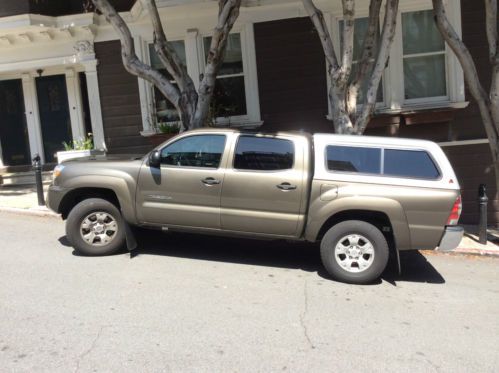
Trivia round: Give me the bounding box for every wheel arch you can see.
[59,187,121,219]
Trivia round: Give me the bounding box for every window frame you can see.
[325,1,465,119]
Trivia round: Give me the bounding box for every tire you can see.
[66,198,126,256]
[320,220,389,284]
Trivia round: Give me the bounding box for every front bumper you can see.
[437,225,464,252]
[46,185,67,214]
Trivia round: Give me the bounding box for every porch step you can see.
[0,171,53,186]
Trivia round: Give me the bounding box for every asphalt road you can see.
[0,211,498,373]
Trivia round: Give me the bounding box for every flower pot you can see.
[147,133,179,147]
[56,149,106,164]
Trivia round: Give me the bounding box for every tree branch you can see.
[355,0,399,134]
[340,0,355,83]
[347,0,382,117]
[91,0,180,108]
[485,0,498,63]
[192,0,242,127]
[432,0,499,163]
[302,0,339,74]
[143,0,195,93]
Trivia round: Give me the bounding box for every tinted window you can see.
[326,146,381,174]
[160,135,225,168]
[234,136,294,171]
[384,149,440,179]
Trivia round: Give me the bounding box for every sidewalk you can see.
[0,183,498,256]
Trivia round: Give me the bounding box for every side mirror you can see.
[149,150,161,168]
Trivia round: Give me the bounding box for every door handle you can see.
[201,177,221,186]
[276,182,297,191]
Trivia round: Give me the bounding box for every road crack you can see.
[299,280,315,349]
[74,325,110,373]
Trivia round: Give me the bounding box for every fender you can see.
[305,195,412,251]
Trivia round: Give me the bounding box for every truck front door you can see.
[136,133,228,228]
[220,135,307,237]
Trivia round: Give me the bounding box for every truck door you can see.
[136,133,228,228]
[220,135,307,236]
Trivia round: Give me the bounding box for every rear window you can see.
[326,146,381,174]
[384,149,440,179]
[234,136,294,171]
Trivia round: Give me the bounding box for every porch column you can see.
[21,73,45,163]
[185,29,202,90]
[83,62,106,151]
[65,68,86,142]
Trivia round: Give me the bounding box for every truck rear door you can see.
[220,134,308,237]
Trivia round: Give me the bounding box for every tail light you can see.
[447,195,462,225]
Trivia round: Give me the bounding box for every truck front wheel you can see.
[66,198,126,256]
[320,220,389,284]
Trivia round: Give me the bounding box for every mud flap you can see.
[395,247,401,275]
[124,221,138,251]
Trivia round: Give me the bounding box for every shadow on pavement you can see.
[125,230,446,284]
[59,230,445,284]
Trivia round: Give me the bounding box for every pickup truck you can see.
[47,129,464,284]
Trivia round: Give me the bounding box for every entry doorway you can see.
[0,79,31,166]
[36,75,72,163]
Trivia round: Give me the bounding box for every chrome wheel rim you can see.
[80,212,118,247]
[334,234,375,273]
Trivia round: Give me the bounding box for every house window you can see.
[148,41,186,123]
[402,10,447,100]
[203,34,247,118]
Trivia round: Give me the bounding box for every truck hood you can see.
[62,154,145,164]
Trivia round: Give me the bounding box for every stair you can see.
[0,171,53,186]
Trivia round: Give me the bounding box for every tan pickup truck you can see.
[47,129,463,284]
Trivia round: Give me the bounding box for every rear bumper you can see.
[437,225,464,252]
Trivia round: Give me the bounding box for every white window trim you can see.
[325,1,465,120]
[138,23,262,136]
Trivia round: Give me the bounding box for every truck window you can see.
[384,149,440,179]
[234,136,294,171]
[160,135,226,168]
[326,145,381,174]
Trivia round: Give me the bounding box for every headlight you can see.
[53,164,65,179]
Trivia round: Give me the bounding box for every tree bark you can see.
[92,0,181,113]
[192,0,242,128]
[433,0,499,189]
[355,0,399,134]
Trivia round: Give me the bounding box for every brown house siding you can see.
[254,17,331,133]
[94,41,150,155]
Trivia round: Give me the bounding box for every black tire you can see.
[66,198,126,256]
[320,220,389,284]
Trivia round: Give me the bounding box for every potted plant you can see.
[56,133,105,164]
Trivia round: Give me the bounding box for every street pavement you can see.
[0,211,498,373]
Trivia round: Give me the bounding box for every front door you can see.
[221,135,305,236]
[136,134,228,228]
[0,79,30,166]
[36,75,72,163]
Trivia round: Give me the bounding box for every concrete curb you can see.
[452,247,499,257]
[0,206,60,218]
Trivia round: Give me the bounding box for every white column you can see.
[21,73,45,163]
[83,61,106,151]
[185,29,202,89]
[65,68,86,142]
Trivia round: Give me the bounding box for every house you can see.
[0,0,495,225]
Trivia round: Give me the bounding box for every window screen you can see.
[234,136,294,171]
[326,146,381,174]
[161,135,226,168]
[384,149,440,179]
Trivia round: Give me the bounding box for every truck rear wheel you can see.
[66,198,126,256]
[320,220,389,284]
